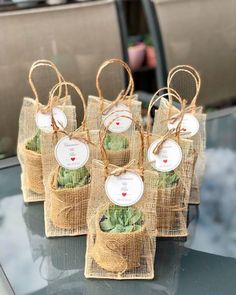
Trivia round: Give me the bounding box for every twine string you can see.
[96,58,134,113]
[167,65,201,110]
[28,60,68,113]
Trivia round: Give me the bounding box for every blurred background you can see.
[0,0,236,160]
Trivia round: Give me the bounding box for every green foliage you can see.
[100,206,143,233]
[57,166,91,189]
[25,130,41,153]
[104,133,129,151]
[154,171,179,189]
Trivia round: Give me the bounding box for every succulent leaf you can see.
[104,133,129,151]
[25,129,41,153]
[57,166,91,189]
[100,205,143,233]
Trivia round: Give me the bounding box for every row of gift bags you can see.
[17,59,206,280]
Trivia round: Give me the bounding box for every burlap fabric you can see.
[130,130,194,237]
[153,65,206,204]
[85,117,156,280]
[130,90,195,237]
[17,60,74,203]
[43,82,100,237]
[87,59,141,167]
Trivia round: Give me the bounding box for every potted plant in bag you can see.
[92,205,146,273]
[50,165,91,229]
[22,129,44,195]
[104,133,130,166]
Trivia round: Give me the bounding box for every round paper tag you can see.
[102,103,132,133]
[105,171,144,207]
[168,113,199,138]
[35,107,67,133]
[54,136,90,170]
[147,139,182,172]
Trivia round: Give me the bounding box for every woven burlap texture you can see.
[152,98,206,205]
[17,60,73,203]
[18,96,74,203]
[85,160,156,280]
[130,131,195,237]
[44,130,100,238]
[165,65,206,204]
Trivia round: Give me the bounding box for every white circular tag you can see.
[54,136,90,170]
[105,171,144,207]
[35,107,67,133]
[102,103,132,133]
[168,113,199,138]
[147,139,182,172]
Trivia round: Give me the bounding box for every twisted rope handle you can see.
[146,88,184,145]
[28,60,68,107]
[96,58,135,113]
[167,65,201,108]
[49,81,87,131]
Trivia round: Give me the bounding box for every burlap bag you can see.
[85,117,156,280]
[17,60,75,203]
[129,91,195,237]
[43,82,100,238]
[152,66,206,205]
[87,59,142,167]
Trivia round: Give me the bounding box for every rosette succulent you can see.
[154,171,179,189]
[104,133,129,151]
[57,166,91,189]
[25,129,41,153]
[100,205,143,233]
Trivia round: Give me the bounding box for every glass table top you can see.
[1,109,236,295]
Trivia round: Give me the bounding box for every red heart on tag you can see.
[163,159,168,163]
[182,128,187,132]
[122,192,127,197]
[116,122,120,126]
[71,157,75,161]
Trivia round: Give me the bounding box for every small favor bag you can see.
[43,82,99,238]
[87,59,142,166]
[131,91,195,237]
[17,60,76,203]
[152,65,206,204]
[85,117,156,280]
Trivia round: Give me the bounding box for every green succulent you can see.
[57,166,91,189]
[153,171,179,189]
[100,205,143,233]
[25,129,41,153]
[104,133,129,151]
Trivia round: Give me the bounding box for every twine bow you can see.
[109,159,141,176]
[152,129,175,155]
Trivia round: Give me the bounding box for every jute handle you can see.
[96,58,134,113]
[167,65,201,108]
[146,88,183,139]
[49,81,87,131]
[99,114,144,176]
[29,60,68,105]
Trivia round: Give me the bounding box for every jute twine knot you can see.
[109,159,142,176]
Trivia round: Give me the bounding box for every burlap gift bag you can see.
[85,117,156,280]
[17,60,75,203]
[152,65,206,205]
[87,59,142,167]
[130,91,195,237]
[43,82,100,238]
